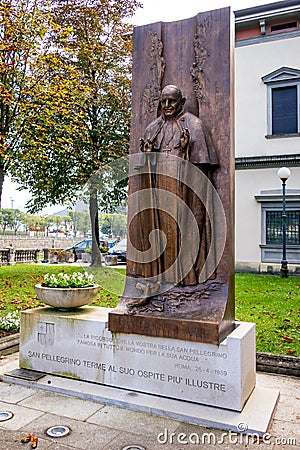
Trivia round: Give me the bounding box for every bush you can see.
[0,311,20,331]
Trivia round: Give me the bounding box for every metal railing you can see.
[0,248,40,265]
[0,248,11,265]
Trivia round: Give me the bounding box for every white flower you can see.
[42,271,94,288]
[0,311,20,330]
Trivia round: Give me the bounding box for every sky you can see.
[128,0,282,26]
[2,0,282,212]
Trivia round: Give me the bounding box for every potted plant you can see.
[49,249,67,263]
[35,271,99,310]
[82,248,92,263]
[65,249,75,263]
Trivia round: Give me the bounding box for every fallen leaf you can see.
[31,435,38,449]
[278,334,296,342]
[20,432,33,443]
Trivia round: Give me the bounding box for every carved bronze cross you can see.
[162,145,171,157]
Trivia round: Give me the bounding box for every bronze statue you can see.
[108,10,235,344]
[127,84,218,303]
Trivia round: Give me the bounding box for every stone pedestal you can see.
[19,306,255,411]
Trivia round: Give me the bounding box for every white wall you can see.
[235,36,300,158]
[235,166,300,263]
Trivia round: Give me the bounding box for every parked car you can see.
[66,239,108,261]
[105,238,127,264]
[107,239,118,249]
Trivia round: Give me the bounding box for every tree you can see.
[0,208,23,233]
[0,1,54,206]
[41,214,56,236]
[111,213,127,238]
[68,211,90,237]
[21,212,46,235]
[10,0,141,266]
[10,209,25,234]
[99,213,127,237]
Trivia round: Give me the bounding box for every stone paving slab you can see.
[0,400,45,431]
[87,404,180,437]
[19,390,105,421]
[0,352,19,374]
[0,429,42,450]
[101,430,186,450]
[18,412,120,450]
[274,393,299,423]
[270,418,300,442]
[0,381,37,403]
[256,372,300,397]
[45,444,80,450]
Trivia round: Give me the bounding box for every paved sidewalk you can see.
[0,352,299,450]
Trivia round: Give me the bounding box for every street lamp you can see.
[277,167,291,278]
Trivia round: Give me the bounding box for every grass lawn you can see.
[235,274,299,356]
[0,265,299,356]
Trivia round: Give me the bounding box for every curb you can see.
[0,333,20,357]
[256,351,299,377]
[0,334,299,377]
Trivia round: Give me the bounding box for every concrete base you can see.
[19,306,256,411]
[2,369,279,436]
[13,306,280,435]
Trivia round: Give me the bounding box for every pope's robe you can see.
[128,109,218,287]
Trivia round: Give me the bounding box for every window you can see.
[262,67,300,137]
[255,190,300,264]
[266,211,300,245]
[270,21,298,33]
[272,86,298,135]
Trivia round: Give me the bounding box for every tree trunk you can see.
[89,187,102,266]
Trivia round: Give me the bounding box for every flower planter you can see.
[49,249,67,263]
[104,255,118,266]
[66,252,75,263]
[82,252,92,263]
[35,284,100,310]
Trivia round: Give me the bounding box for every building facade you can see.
[234,0,300,273]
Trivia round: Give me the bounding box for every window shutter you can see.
[272,86,297,134]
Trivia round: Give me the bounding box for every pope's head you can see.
[160,85,185,118]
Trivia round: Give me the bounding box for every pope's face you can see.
[161,89,182,118]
